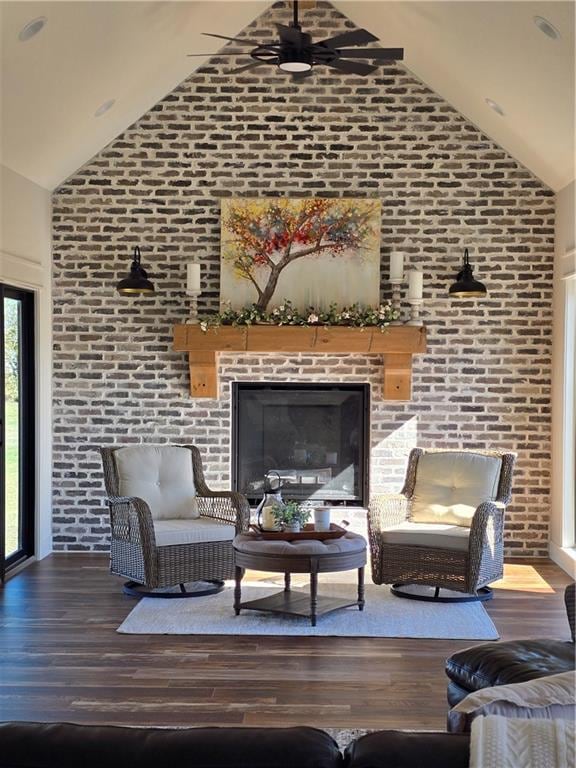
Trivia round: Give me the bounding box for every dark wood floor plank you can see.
[0,554,571,729]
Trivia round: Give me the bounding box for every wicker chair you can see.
[100,444,250,597]
[368,448,516,602]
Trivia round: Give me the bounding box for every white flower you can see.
[279,304,285,312]
[308,313,319,324]
[200,321,208,332]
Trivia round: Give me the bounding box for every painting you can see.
[220,198,381,312]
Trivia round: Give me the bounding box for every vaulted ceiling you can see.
[1,1,574,191]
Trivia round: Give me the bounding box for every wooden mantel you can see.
[173,324,427,400]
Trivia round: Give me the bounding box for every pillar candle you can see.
[390,252,404,281]
[407,269,424,300]
[261,505,279,531]
[186,262,201,294]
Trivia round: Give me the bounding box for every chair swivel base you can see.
[123,579,225,599]
[391,583,493,603]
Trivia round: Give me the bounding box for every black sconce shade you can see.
[117,246,155,295]
[449,248,487,298]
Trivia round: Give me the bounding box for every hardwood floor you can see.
[0,554,571,730]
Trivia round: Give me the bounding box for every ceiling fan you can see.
[187,0,404,79]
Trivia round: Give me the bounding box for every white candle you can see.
[186,262,201,294]
[390,252,404,281]
[261,505,279,531]
[407,269,423,300]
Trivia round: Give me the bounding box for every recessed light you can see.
[94,99,116,118]
[533,16,561,41]
[18,16,47,42]
[485,98,505,117]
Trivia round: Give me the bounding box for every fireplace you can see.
[232,383,369,506]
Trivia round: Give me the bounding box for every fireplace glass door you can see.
[233,383,369,506]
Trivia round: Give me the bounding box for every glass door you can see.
[1,284,35,579]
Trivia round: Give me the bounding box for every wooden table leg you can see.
[284,572,291,593]
[310,564,318,627]
[358,566,365,611]
[234,566,243,615]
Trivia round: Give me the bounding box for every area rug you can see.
[118,582,499,640]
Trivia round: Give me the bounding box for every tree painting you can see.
[220,198,381,312]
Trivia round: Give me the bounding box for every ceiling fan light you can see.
[279,60,312,72]
[278,46,313,72]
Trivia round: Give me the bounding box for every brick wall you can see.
[52,1,555,555]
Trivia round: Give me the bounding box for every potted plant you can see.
[271,500,311,533]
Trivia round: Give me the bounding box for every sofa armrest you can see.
[565,583,575,643]
[344,730,470,768]
[197,491,251,534]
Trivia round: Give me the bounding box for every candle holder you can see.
[186,289,201,324]
[405,298,424,326]
[389,277,404,325]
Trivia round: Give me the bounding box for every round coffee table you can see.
[232,531,367,626]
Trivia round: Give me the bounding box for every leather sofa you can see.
[0,722,470,768]
[445,583,575,706]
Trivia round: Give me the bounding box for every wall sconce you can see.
[449,249,487,298]
[116,246,155,295]
[186,262,201,323]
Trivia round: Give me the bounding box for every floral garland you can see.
[200,300,399,332]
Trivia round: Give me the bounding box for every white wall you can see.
[551,179,576,576]
[0,164,53,560]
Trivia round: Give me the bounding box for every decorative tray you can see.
[248,523,347,541]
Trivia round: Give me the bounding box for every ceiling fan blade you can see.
[202,32,264,47]
[276,23,307,46]
[318,29,378,49]
[227,61,269,74]
[338,47,404,61]
[187,52,251,57]
[328,59,378,76]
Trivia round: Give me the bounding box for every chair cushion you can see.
[114,445,199,521]
[411,451,501,526]
[446,639,576,691]
[154,518,235,547]
[381,521,470,552]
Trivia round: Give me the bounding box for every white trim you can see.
[560,248,576,280]
[1,250,46,288]
[549,542,576,578]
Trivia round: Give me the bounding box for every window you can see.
[1,284,35,578]
[563,273,576,548]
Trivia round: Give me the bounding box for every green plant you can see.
[200,300,398,332]
[271,500,312,528]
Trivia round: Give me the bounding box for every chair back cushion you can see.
[411,451,501,527]
[114,445,199,520]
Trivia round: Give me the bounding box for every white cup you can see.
[314,508,331,532]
